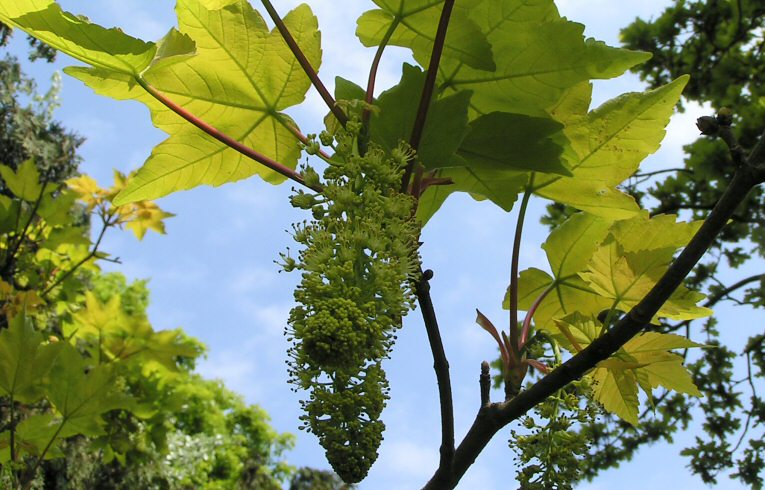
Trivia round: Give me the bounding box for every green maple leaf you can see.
[533,76,690,218]
[592,366,640,425]
[1,0,320,204]
[369,64,472,169]
[579,212,711,321]
[438,0,649,118]
[513,213,613,328]
[66,292,198,375]
[515,211,711,330]
[356,0,494,71]
[4,413,78,461]
[0,160,47,202]
[46,343,133,437]
[0,314,60,404]
[553,313,702,425]
[0,1,157,72]
[456,112,569,175]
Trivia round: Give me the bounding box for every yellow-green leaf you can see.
[356,0,494,71]
[592,366,639,425]
[533,77,690,218]
[0,160,43,201]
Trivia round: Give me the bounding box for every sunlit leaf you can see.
[356,0,494,71]
[532,77,689,218]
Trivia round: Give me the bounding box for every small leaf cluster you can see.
[283,128,420,483]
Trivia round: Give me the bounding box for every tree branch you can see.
[417,268,455,489]
[663,272,765,335]
[260,0,348,127]
[41,214,112,298]
[439,147,765,487]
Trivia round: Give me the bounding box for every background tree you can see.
[0,35,309,490]
[554,1,765,486]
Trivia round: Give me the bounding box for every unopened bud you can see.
[696,115,719,135]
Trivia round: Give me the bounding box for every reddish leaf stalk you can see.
[363,19,400,127]
[259,0,348,127]
[519,282,554,349]
[402,0,457,192]
[136,78,319,192]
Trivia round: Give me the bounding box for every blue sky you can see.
[7,1,758,488]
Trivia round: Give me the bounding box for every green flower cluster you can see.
[509,378,599,490]
[282,127,420,483]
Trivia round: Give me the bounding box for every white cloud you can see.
[378,440,439,481]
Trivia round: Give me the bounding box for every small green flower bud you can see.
[290,191,316,209]
[302,166,321,189]
[319,130,334,146]
[346,119,363,135]
[716,107,733,126]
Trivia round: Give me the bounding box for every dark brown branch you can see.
[719,125,748,167]
[402,0,456,192]
[440,150,765,487]
[417,268,455,489]
[259,0,348,127]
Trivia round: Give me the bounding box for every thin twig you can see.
[731,351,758,453]
[41,214,112,297]
[719,125,748,167]
[480,361,491,407]
[260,0,348,127]
[633,167,694,178]
[664,272,765,334]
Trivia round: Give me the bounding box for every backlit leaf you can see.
[2,0,321,204]
[356,0,494,71]
[532,77,689,218]
[439,0,648,118]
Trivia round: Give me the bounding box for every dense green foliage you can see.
[545,2,765,487]
[0,48,300,489]
[4,0,763,488]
